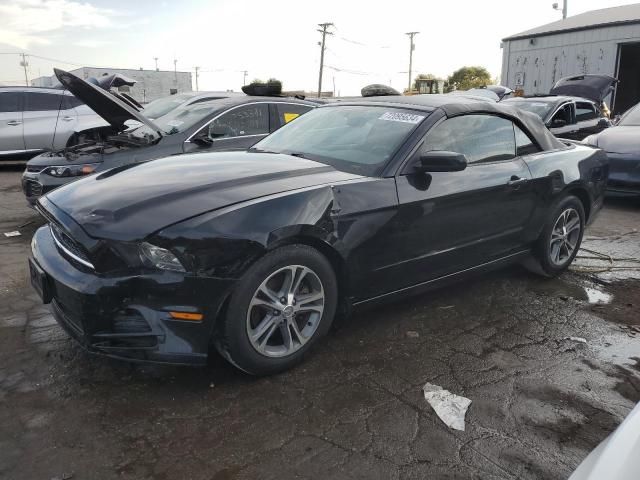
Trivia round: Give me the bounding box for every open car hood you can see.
[54,68,162,137]
[550,74,618,103]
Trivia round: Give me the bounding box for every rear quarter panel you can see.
[522,144,608,241]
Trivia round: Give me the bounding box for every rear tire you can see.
[218,244,337,375]
[530,195,585,277]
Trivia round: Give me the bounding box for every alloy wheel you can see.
[549,207,581,266]
[246,265,325,358]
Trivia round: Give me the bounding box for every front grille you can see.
[50,223,92,266]
[24,179,43,197]
[26,165,45,173]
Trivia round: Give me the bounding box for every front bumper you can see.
[606,152,640,195]
[22,170,76,205]
[30,225,234,366]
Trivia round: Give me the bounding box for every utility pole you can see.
[153,57,159,71]
[405,32,419,92]
[173,58,177,82]
[20,53,29,85]
[194,66,200,91]
[317,22,334,98]
[241,70,248,85]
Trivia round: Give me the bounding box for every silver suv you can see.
[0,87,106,159]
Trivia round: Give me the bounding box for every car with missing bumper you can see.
[22,69,318,204]
[29,94,608,375]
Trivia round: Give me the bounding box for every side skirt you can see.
[351,250,530,309]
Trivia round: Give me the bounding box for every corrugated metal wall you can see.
[501,23,640,103]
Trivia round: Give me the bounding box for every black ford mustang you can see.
[29,95,608,374]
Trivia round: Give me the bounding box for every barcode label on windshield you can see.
[379,112,425,124]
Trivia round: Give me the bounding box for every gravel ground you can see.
[1,164,639,480]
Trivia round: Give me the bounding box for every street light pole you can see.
[153,57,159,71]
[194,66,200,91]
[20,53,29,86]
[405,32,419,92]
[317,22,334,98]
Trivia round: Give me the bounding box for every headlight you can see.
[582,135,598,147]
[139,242,186,272]
[43,163,99,178]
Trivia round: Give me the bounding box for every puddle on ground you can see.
[592,333,640,368]
[584,287,613,305]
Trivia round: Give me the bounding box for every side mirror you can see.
[209,124,230,138]
[597,118,610,128]
[403,150,468,174]
[550,118,567,128]
[191,130,213,146]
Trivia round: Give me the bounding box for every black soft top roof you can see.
[325,94,566,152]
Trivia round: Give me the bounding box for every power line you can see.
[335,35,391,49]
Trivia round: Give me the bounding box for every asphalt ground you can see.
[1,163,639,480]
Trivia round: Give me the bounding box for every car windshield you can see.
[143,93,195,119]
[154,103,222,135]
[507,100,554,119]
[252,105,428,175]
[618,103,640,126]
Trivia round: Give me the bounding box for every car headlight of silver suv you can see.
[139,242,186,272]
[43,163,99,178]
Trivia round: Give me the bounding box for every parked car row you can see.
[21,69,319,203]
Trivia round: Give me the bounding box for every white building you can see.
[501,3,640,114]
[31,67,193,104]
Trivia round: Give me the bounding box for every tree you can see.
[445,66,492,92]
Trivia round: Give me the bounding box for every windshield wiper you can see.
[288,152,306,158]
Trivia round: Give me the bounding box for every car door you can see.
[23,91,77,151]
[575,101,608,139]
[197,103,270,152]
[272,103,314,132]
[390,114,537,286]
[0,91,25,153]
[549,102,580,139]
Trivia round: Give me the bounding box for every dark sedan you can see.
[22,69,318,204]
[584,101,640,195]
[29,95,608,375]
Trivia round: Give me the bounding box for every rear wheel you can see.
[531,195,585,277]
[218,245,337,375]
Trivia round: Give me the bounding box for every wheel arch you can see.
[564,184,592,221]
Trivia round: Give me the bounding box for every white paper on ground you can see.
[423,383,472,431]
[4,231,21,237]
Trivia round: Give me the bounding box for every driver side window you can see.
[208,104,269,140]
[421,114,516,164]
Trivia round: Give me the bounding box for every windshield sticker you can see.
[379,112,425,124]
[166,120,184,127]
[283,112,300,123]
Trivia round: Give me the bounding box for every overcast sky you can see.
[0,0,638,95]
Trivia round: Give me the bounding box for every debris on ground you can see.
[422,383,472,431]
[406,331,420,338]
[564,337,588,344]
[4,231,21,237]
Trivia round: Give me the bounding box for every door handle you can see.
[508,176,528,187]
[6,120,22,126]
[62,116,74,121]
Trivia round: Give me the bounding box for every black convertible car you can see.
[22,68,318,204]
[29,95,608,374]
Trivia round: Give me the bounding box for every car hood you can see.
[593,126,640,154]
[54,68,162,137]
[550,74,617,103]
[43,152,362,241]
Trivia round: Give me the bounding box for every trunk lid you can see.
[550,74,618,103]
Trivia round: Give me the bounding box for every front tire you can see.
[218,244,337,375]
[532,195,585,277]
